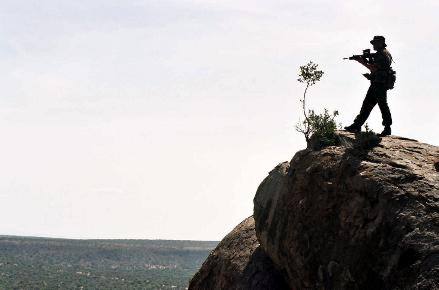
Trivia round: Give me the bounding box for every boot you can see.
[344,123,361,133]
[379,126,391,137]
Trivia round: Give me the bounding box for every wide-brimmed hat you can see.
[370,35,387,46]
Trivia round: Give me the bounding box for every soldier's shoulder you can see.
[377,49,392,63]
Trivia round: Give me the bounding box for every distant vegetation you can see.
[0,236,217,289]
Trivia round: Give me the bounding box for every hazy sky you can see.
[0,0,437,240]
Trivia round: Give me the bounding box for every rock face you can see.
[190,132,439,289]
[188,216,288,290]
[254,132,439,289]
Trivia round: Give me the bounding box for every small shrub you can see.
[307,109,340,149]
[295,61,339,149]
[355,123,381,149]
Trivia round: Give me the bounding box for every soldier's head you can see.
[370,35,387,51]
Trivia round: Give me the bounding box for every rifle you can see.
[344,49,376,79]
[343,49,374,64]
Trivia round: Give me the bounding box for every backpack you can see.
[387,68,396,90]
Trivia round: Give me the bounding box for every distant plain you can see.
[0,236,217,289]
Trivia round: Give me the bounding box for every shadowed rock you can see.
[254,131,439,290]
[188,216,288,290]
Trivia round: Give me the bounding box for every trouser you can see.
[353,82,392,127]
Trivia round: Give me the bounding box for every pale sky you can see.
[0,0,437,241]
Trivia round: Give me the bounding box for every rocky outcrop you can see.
[190,131,439,289]
[254,132,439,289]
[188,216,288,290]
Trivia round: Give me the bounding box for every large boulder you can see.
[188,216,288,290]
[254,132,439,289]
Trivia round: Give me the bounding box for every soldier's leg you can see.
[375,84,392,127]
[352,85,378,126]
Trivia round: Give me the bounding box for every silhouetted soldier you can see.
[344,36,393,136]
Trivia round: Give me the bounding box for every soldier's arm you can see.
[356,59,378,72]
[370,52,390,71]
